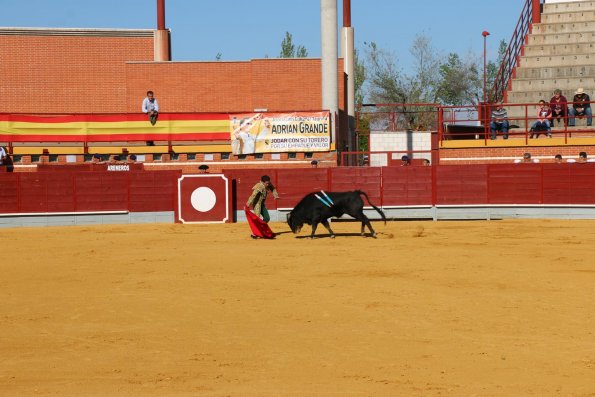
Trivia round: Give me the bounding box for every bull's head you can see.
[286,212,302,234]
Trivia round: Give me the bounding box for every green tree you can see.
[354,48,366,106]
[362,41,409,130]
[296,45,308,58]
[362,36,444,130]
[353,48,369,152]
[404,34,442,129]
[436,53,481,105]
[486,39,508,102]
[406,34,441,104]
[279,32,308,58]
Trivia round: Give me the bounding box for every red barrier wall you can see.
[0,171,180,214]
[436,165,488,205]
[382,166,433,206]
[225,164,595,213]
[5,165,595,219]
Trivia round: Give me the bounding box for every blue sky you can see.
[1,0,524,70]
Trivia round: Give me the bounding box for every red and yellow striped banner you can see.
[0,113,230,142]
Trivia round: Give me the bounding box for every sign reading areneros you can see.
[229,111,330,154]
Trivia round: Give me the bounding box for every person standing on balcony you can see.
[549,89,568,127]
[568,87,592,127]
[490,102,509,140]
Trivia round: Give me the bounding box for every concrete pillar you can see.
[341,26,355,156]
[154,30,170,61]
[154,0,170,61]
[321,0,338,144]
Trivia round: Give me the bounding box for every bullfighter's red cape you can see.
[244,206,275,239]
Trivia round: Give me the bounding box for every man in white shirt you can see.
[141,90,159,125]
[0,146,8,165]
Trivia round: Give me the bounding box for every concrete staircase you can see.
[507,0,595,128]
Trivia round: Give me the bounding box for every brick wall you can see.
[0,29,345,115]
[124,58,344,113]
[0,31,154,113]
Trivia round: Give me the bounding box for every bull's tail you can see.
[357,190,387,224]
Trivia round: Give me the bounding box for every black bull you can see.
[287,190,387,238]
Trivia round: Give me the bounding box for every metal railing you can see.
[355,101,595,153]
[442,101,595,144]
[488,0,542,103]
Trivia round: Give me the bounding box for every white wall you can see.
[369,130,432,166]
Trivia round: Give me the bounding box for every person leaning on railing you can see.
[530,100,552,139]
[0,146,8,166]
[568,87,592,127]
[490,102,509,140]
[549,89,568,127]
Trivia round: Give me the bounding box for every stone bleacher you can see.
[506,0,595,130]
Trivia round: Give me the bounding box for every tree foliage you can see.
[363,36,446,130]
[279,32,308,58]
[436,52,481,105]
[486,39,508,101]
[354,49,369,152]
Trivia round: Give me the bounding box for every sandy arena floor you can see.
[1,219,595,396]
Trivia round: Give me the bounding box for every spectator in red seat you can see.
[568,87,592,127]
[530,100,552,138]
[549,89,568,126]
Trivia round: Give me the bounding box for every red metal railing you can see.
[488,0,542,103]
[356,101,595,153]
[441,101,595,144]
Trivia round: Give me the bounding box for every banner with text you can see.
[230,111,330,154]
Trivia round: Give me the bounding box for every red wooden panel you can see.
[129,171,179,212]
[568,163,595,203]
[405,167,433,205]
[37,164,93,172]
[542,164,573,204]
[74,173,128,211]
[382,167,432,206]
[45,173,76,212]
[380,167,409,205]
[329,167,382,204]
[18,173,50,213]
[488,164,542,204]
[435,165,488,205]
[275,169,329,208]
[0,174,19,213]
